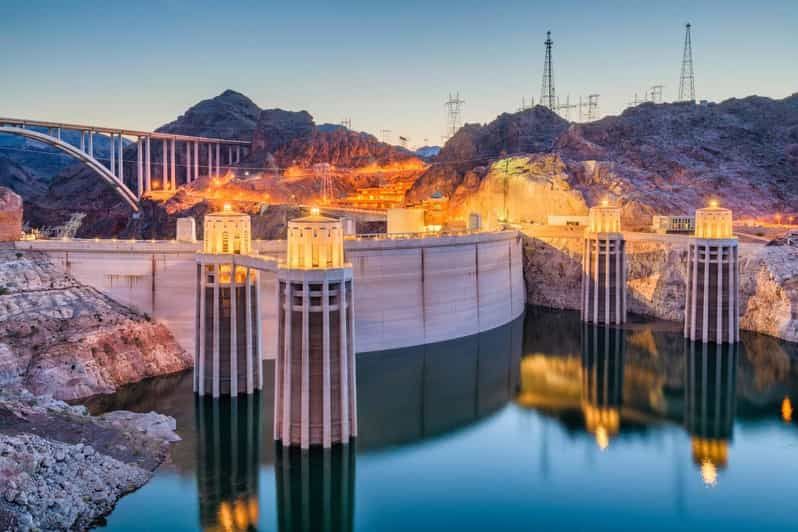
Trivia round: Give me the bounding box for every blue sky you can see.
[1,0,796,147]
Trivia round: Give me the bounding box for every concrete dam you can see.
[16,230,526,358]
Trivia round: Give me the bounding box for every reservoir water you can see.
[85,307,798,531]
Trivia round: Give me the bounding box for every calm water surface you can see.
[85,307,798,531]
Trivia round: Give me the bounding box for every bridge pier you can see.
[215,143,221,176]
[170,138,176,190]
[136,137,143,199]
[79,131,85,152]
[88,130,94,158]
[145,136,152,193]
[194,142,199,182]
[207,143,213,178]
[109,133,115,174]
[117,133,124,183]
[185,141,191,183]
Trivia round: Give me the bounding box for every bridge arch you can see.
[0,126,140,211]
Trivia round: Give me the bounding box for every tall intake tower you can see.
[195,204,262,397]
[684,202,739,343]
[274,209,357,449]
[581,202,626,325]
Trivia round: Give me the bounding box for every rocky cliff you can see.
[410,95,798,228]
[0,249,192,400]
[523,231,798,343]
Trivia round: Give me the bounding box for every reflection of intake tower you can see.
[581,203,626,325]
[196,395,262,531]
[581,325,625,449]
[684,204,739,343]
[274,210,357,448]
[195,205,263,397]
[275,444,355,532]
[684,341,737,485]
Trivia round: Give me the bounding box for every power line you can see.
[444,92,464,139]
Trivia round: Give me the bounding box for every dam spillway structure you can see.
[581,324,625,450]
[684,202,739,343]
[274,208,357,449]
[195,204,263,397]
[581,201,626,325]
[684,341,737,486]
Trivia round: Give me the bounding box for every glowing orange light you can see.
[310,206,321,216]
[601,198,609,207]
[595,425,609,451]
[782,397,793,423]
[223,203,232,212]
[700,459,718,487]
[709,199,719,208]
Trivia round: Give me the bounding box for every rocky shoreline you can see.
[0,386,179,531]
[0,248,190,530]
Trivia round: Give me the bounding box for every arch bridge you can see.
[0,117,252,211]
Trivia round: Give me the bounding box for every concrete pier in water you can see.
[581,203,626,325]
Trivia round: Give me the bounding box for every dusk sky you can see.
[1,0,796,147]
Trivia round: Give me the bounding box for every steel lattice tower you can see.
[444,92,465,139]
[540,31,556,110]
[679,23,695,102]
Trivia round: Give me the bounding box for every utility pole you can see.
[556,94,577,121]
[444,92,465,139]
[678,23,696,102]
[340,118,352,129]
[540,31,556,110]
[380,129,392,144]
[649,85,664,104]
[587,94,600,121]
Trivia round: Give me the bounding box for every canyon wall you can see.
[0,249,191,400]
[523,229,798,343]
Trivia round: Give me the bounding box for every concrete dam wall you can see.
[17,231,525,357]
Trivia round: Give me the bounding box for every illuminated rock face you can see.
[195,206,262,397]
[581,205,626,325]
[275,213,357,448]
[685,206,739,343]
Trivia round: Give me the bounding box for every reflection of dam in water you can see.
[275,445,355,532]
[684,341,737,485]
[580,325,625,449]
[357,316,523,450]
[196,395,262,531]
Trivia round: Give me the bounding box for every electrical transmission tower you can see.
[587,94,600,121]
[649,85,664,103]
[555,95,577,121]
[380,129,392,144]
[314,163,333,204]
[678,23,695,102]
[444,92,465,139]
[540,31,556,110]
[340,118,352,129]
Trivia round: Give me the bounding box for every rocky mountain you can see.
[556,96,798,223]
[415,145,441,159]
[19,90,424,237]
[413,94,798,228]
[406,106,569,203]
[156,89,261,140]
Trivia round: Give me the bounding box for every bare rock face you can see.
[523,232,798,343]
[157,89,261,140]
[0,386,179,531]
[451,155,588,228]
[0,187,22,241]
[406,106,569,204]
[0,250,192,400]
